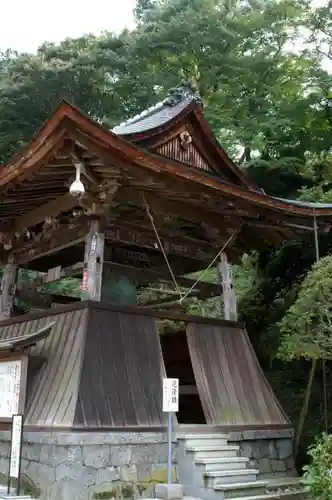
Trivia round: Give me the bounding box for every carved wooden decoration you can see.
[179,131,192,150]
[82,221,104,301]
[217,252,237,322]
[0,263,17,321]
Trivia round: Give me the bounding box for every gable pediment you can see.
[154,130,220,176]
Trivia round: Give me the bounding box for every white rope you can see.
[178,226,241,303]
[142,196,185,300]
[142,192,242,306]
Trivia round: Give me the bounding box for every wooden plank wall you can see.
[157,137,212,173]
[74,309,169,426]
[0,309,88,426]
[186,323,290,426]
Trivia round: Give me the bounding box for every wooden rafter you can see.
[12,193,77,232]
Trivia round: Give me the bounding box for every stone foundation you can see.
[0,431,177,500]
[228,429,296,479]
[0,428,296,499]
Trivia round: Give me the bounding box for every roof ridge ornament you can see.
[164,79,203,107]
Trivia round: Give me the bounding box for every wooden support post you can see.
[82,220,104,301]
[0,260,17,320]
[217,252,238,322]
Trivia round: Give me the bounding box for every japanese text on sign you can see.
[9,415,23,479]
[0,360,22,419]
[162,378,179,412]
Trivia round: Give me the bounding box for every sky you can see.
[0,0,330,72]
[0,0,136,53]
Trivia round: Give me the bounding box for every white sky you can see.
[0,0,136,53]
[0,0,330,72]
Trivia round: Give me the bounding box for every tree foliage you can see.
[278,255,332,361]
[303,433,332,500]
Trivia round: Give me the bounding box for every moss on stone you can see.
[149,467,177,483]
[93,491,117,499]
[92,478,177,500]
[0,471,41,498]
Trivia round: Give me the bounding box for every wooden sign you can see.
[9,415,23,479]
[162,378,179,413]
[0,357,28,420]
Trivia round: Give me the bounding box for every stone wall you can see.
[229,429,296,479]
[0,428,296,499]
[0,431,177,500]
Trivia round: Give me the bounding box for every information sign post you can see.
[7,414,24,496]
[162,378,179,486]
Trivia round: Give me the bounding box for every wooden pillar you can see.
[217,252,237,322]
[0,259,17,320]
[82,220,104,301]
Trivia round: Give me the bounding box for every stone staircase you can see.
[177,433,307,500]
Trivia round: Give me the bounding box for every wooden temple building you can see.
[0,84,331,432]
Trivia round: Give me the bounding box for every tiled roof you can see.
[273,197,332,209]
[112,97,193,136]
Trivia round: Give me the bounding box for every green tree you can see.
[279,255,332,361]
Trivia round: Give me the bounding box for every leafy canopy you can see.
[278,255,332,361]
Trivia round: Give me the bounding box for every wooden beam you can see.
[0,262,17,320]
[217,252,237,321]
[104,223,216,263]
[12,223,88,266]
[82,220,104,301]
[109,218,220,257]
[12,193,77,232]
[103,261,220,295]
[29,262,84,287]
[116,187,240,240]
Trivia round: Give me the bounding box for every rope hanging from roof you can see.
[142,195,185,302]
[142,193,240,305]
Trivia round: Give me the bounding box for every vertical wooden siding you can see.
[75,309,169,426]
[186,323,289,426]
[0,309,87,426]
[157,136,212,172]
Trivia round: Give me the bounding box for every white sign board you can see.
[0,360,22,419]
[9,415,23,479]
[162,378,179,412]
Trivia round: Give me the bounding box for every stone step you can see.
[231,491,310,500]
[214,481,268,499]
[187,445,240,459]
[195,456,249,471]
[0,496,32,500]
[205,468,259,487]
[228,495,294,500]
[179,433,229,440]
[266,477,303,492]
[179,434,229,447]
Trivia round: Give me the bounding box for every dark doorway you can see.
[160,330,206,424]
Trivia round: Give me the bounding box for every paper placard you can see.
[0,360,23,419]
[162,378,179,412]
[9,415,23,479]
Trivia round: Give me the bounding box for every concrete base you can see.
[155,484,184,500]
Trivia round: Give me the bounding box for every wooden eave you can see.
[0,101,331,264]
